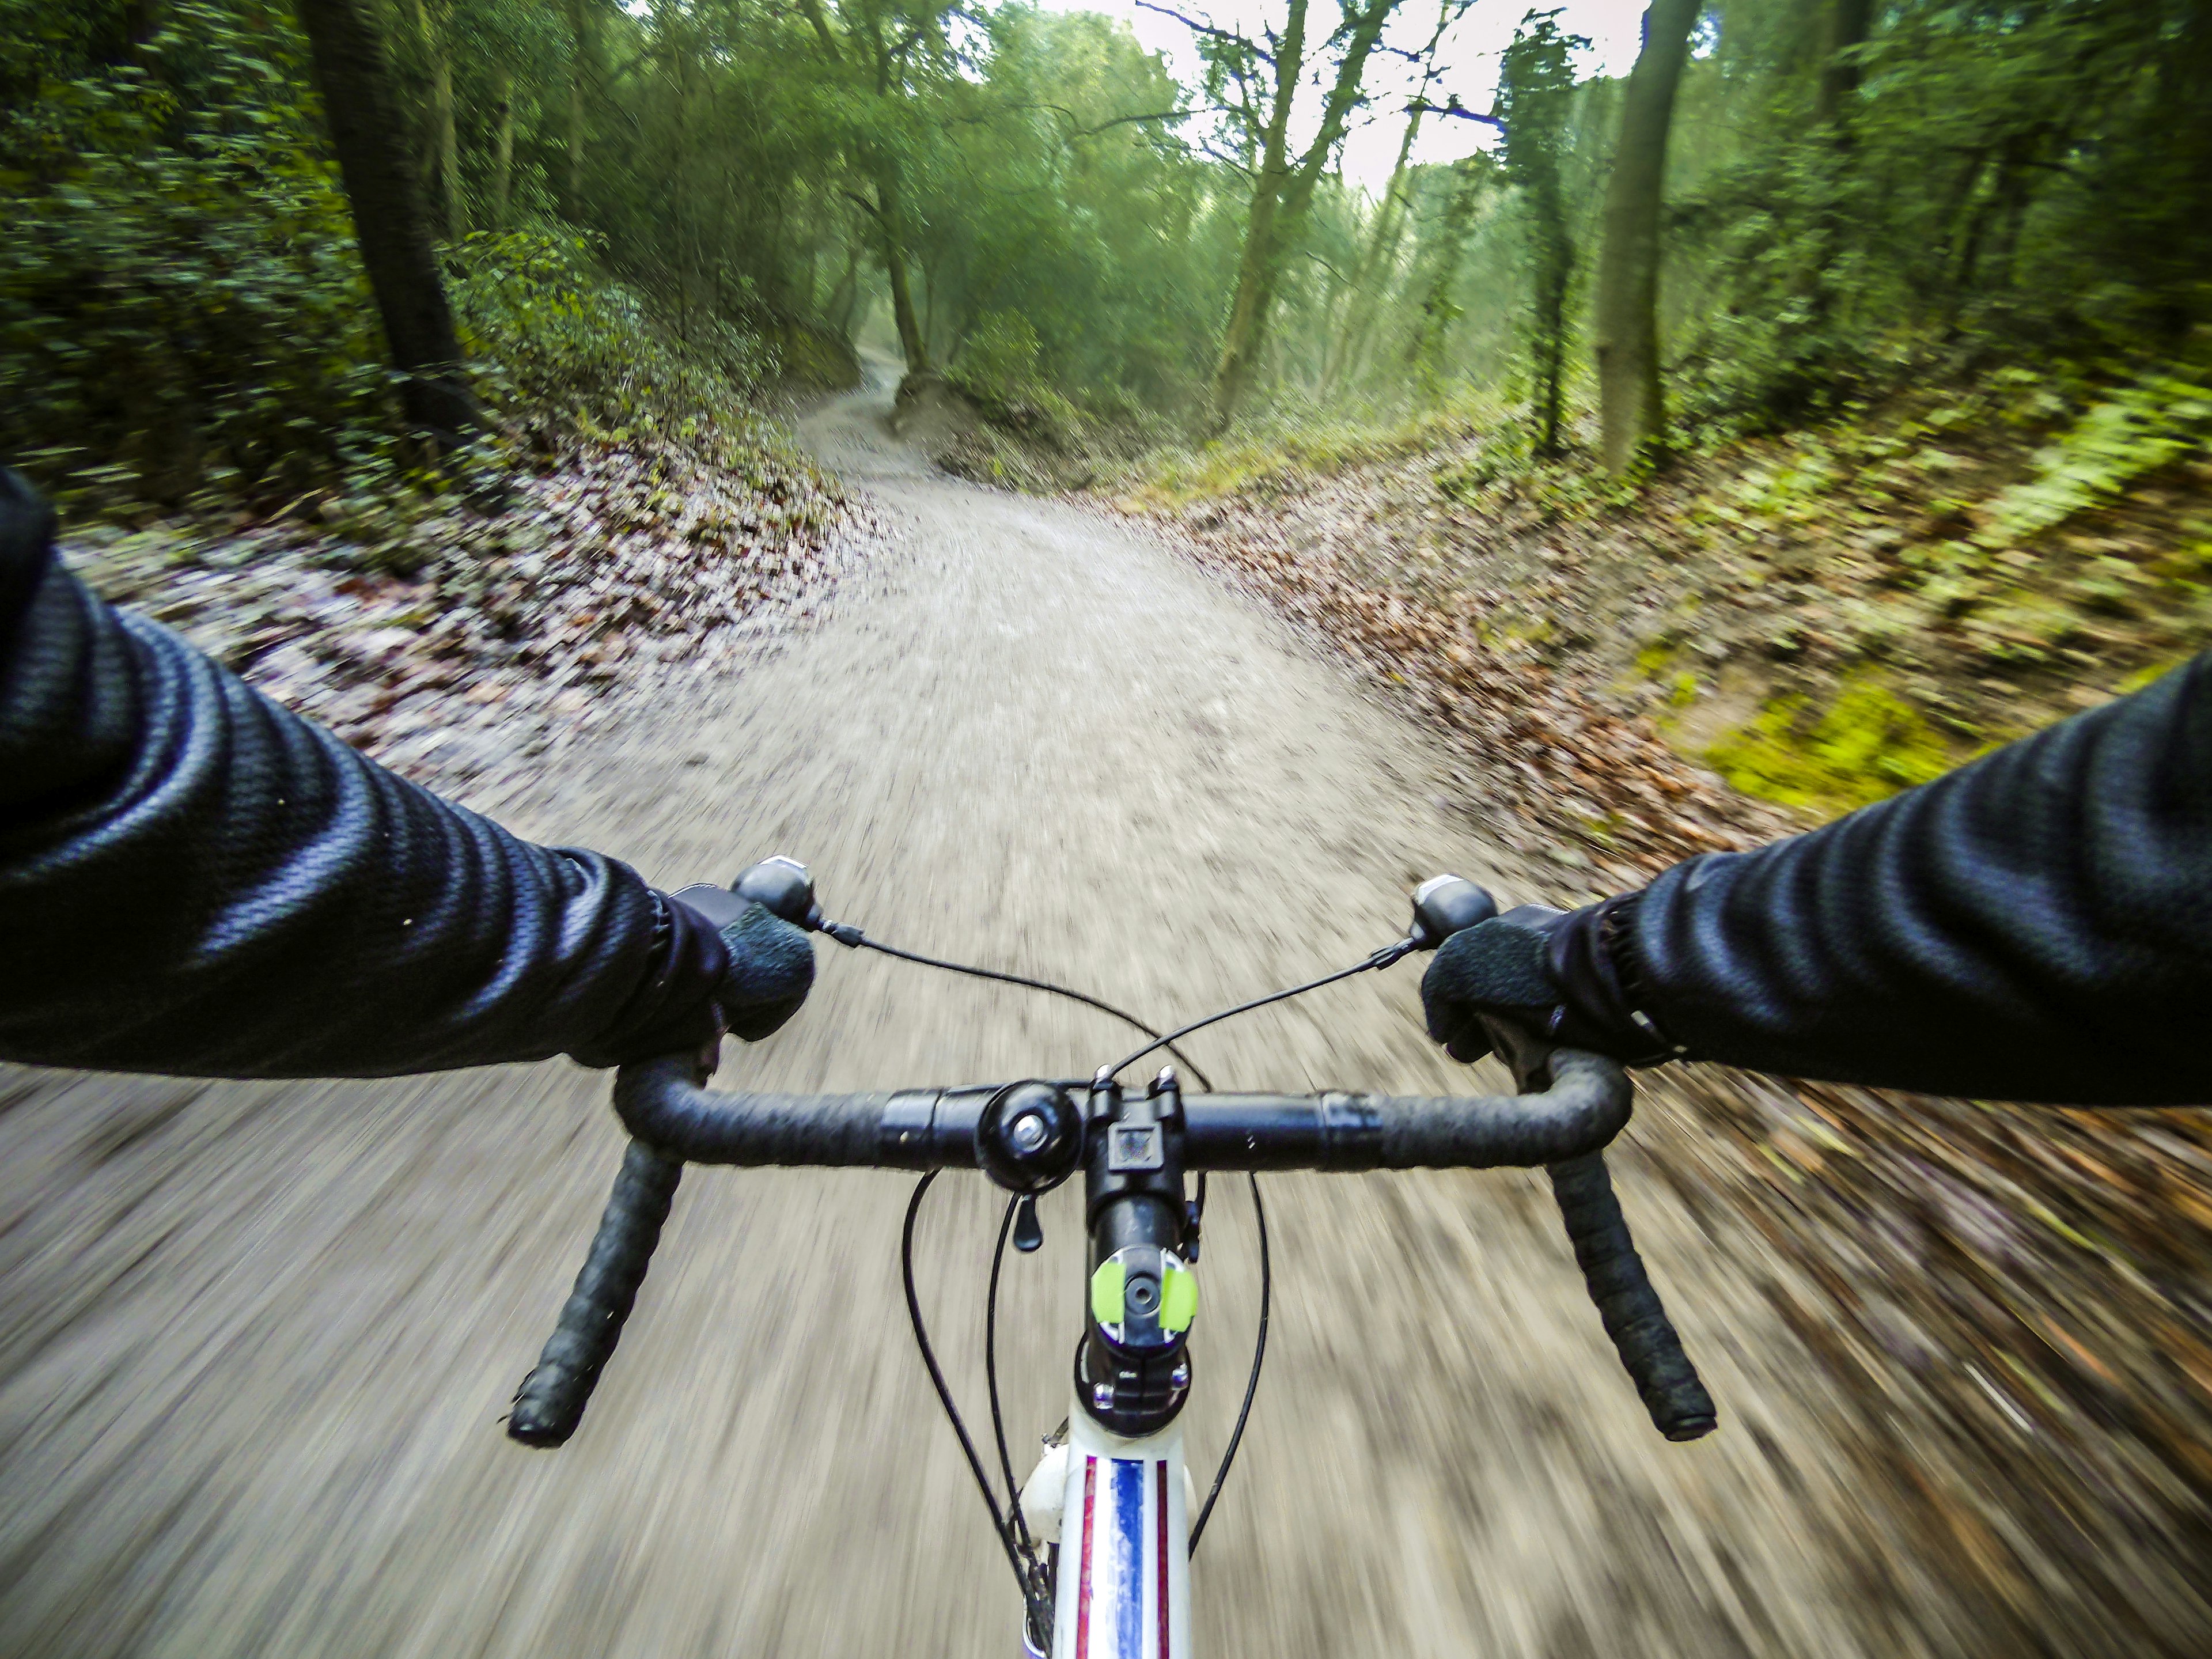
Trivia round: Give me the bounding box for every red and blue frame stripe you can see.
[1071,1456,1171,1659]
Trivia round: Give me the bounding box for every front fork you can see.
[1020,1070,1200,1658]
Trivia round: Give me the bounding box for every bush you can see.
[0,0,397,509]
[448,229,777,435]
[950,309,1043,404]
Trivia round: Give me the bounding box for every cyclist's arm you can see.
[1604,652,2212,1104]
[0,471,728,1079]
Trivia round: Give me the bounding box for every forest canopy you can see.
[3,0,2209,506]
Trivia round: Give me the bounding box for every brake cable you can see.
[1100,937,1417,1084]
[881,931,1410,1591]
[820,922,1218,1089]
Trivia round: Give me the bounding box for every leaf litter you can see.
[1107,429,2212,1656]
[62,426,882,787]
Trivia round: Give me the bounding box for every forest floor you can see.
[1099,377,2212,890]
[61,413,878,788]
[1073,384,2212,1653]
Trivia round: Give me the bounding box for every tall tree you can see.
[1496,10,1588,455]
[1166,0,1408,431]
[1324,0,1465,394]
[788,0,961,377]
[563,0,594,216]
[1813,0,1874,129]
[1403,154,1490,391]
[489,64,514,226]
[1592,0,1701,472]
[291,0,480,441]
[408,0,463,238]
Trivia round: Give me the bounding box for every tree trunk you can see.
[1814,0,1874,128]
[1532,219,1570,453]
[1325,103,1423,393]
[1209,0,1400,431]
[1406,158,1484,392]
[1207,0,1309,434]
[1593,0,1702,474]
[491,67,514,228]
[410,0,463,238]
[291,0,480,445]
[566,0,592,216]
[1326,0,1456,394]
[874,165,928,372]
[826,236,864,339]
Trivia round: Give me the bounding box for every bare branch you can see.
[1134,0,1275,67]
[1410,97,1505,131]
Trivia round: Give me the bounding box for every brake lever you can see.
[1479,1012,1558,1096]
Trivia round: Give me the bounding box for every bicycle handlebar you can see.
[509,1048,1715,1449]
[605,1047,1633,1171]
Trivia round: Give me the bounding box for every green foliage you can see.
[952,310,1043,401]
[449,229,775,433]
[1495,9,1590,454]
[1122,395,1501,507]
[0,0,397,506]
[1706,675,1958,815]
[1979,368,2212,548]
[912,5,1240,412]
[1670,0,2212,429]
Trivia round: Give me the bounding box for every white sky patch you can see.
[1029,0,1650,192]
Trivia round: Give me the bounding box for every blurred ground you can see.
[1,369,2202,1658]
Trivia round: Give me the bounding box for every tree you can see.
[1496,10,1588,455]
[1592,0,1700,472]
[406,0,463,238]
[1160,0,1410,431]
[1403,154,1491,392]
[290,0,480,442]
[1813,0,1874,130]
[1324,0,1467,395]
[786,0,967,378]
[563,0,595,217]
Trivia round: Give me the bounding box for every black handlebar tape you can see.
[1546,1151,1717,1442]
[613,1056,944,1166]
[507,1139,683,1448]
[612,1051,1635,1173]
[1180,1050,1633,1171]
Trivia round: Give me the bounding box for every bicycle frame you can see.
[1021,1406,1192,1659]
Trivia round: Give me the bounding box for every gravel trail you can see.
[0,373,1941,1658]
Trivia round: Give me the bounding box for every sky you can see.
[1032,0,1652,192]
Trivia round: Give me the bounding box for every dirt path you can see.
[1,372,1954,1658]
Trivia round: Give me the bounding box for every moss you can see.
[1120,395,1505,510]
[2116,656,2191,695]
[1706,675,1957,815]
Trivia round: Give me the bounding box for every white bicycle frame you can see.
[1020,1398,1194,1659]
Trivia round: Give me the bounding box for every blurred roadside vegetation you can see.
[4,0,2209,809]
[1116,361,2212,820]
[1094,0,2212,815]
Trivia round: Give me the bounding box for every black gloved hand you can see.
[571,891,814,1068]
[1420,897,1679,1067]
[714,899,815,1040]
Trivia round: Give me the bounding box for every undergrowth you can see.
[1703,676,1957,812]
[0,0,789,524]
[1113,391,1510,510]
[1112,354,2212,817]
